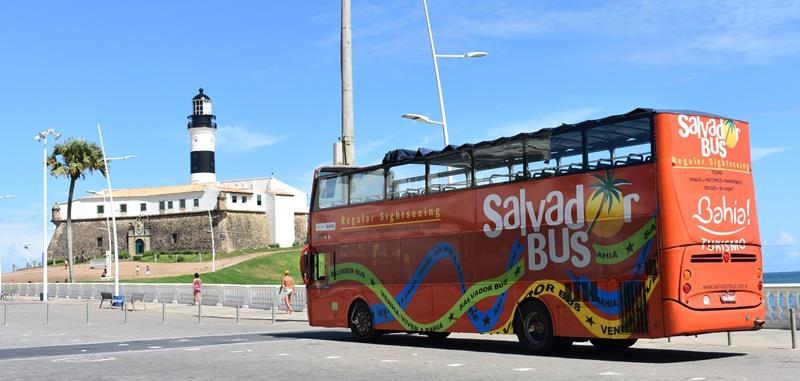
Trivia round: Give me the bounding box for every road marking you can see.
[381,360,400,363]
[326,356,341,359]
[446,363,463,367]
[184,348,200,351]
[231,350,245,353]
[177,339,191,342]
[80,350,87,352]
[513,368,535,372]
[118,343,129,347]
[599,372,621,376]
[688,378,706,381]
[148,346,163,349]
[53,355,115,363]
[276,353,290,356]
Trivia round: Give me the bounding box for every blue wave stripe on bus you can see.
[371,241,523,332]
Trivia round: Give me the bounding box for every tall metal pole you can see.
[36,129,59,301]
[341,0,355,164]
[97,124,120,297]
[423,0,449,147]
[208,209,216,272]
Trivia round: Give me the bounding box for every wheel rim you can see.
[523,312,545,345]
[352,306,372,336]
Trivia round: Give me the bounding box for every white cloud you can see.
[751,147,791,162]
[0,221,43,272]
[216,125,283,152]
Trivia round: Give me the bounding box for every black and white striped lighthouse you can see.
[188,88,217,184]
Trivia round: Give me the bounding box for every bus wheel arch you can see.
[514,298,572,354]
[347,298,382,342]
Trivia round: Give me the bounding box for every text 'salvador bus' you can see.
[301,108,763,354]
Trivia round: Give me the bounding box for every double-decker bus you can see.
[301,108,763,354]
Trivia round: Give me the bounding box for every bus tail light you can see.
[756,268,762,278]
[758,281,763,291]
[682,283,692,293]
[683,269,692,280]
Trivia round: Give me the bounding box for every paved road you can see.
[1,299,798,380]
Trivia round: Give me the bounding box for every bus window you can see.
[349,169,385,204]
[550,130,583,175]
[586,117,651,167]
[316,174,349,209]
[474,140,524,186]
[428,152,471,192]
[315,252,327,281]
[388,163,426,199]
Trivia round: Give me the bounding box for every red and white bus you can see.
[301,108,764,353]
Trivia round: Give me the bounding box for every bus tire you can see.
[515,300,558,354]
[349,300,381,342]
[589,338,637,350]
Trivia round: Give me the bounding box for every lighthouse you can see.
[188,88,217,184]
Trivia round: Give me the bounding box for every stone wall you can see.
[217,211,269,253]
[48,209,271,258]
[294,213,308,245]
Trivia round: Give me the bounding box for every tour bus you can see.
[301,108,763,354]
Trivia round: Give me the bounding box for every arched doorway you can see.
[135,239,145,255]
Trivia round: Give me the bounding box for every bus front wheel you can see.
[515,300,570,354]
[349,300,382,342]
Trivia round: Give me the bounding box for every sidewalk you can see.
[0,297,310,350]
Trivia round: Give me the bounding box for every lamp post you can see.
[417,0,487,147]
[96,123,135,298]
[23,243,31,268]
[35,129,60,301]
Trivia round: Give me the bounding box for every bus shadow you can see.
[268,330,746,364]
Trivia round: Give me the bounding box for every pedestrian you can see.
[281,270,295,314]
[135,264,140,277]
[145,265,151,277]
[101,268,107,278]
[192,272,202,305]
[64,259,69,270]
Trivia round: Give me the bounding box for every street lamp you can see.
[416,0,487,147]
[95,124,135,298]
[35,128,60,301]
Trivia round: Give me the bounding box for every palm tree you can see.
[49,138,107,283]
[586,170,631,235]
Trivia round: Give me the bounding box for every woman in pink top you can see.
[192,272,202,305]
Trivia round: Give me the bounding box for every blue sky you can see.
[1,1,798,273]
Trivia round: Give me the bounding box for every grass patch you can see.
[132,247,280,263]
[127,248,301,285]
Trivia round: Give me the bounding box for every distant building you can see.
[47,89,308,259]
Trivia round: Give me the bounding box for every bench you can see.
[99,292,114,308]
[125,292,146,311]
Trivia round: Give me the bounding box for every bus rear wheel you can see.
[515,300,568,354]
[590,338,637,350]
[349,301,382,342]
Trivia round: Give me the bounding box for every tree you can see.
[49,138,107,283]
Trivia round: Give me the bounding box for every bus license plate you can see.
[720,292,736,304]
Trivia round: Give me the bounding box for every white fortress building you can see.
[48,89,308,258]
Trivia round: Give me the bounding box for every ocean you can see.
[764,271,800,284]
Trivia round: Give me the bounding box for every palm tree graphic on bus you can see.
[585,170,631,237]
[724,119,739,149]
